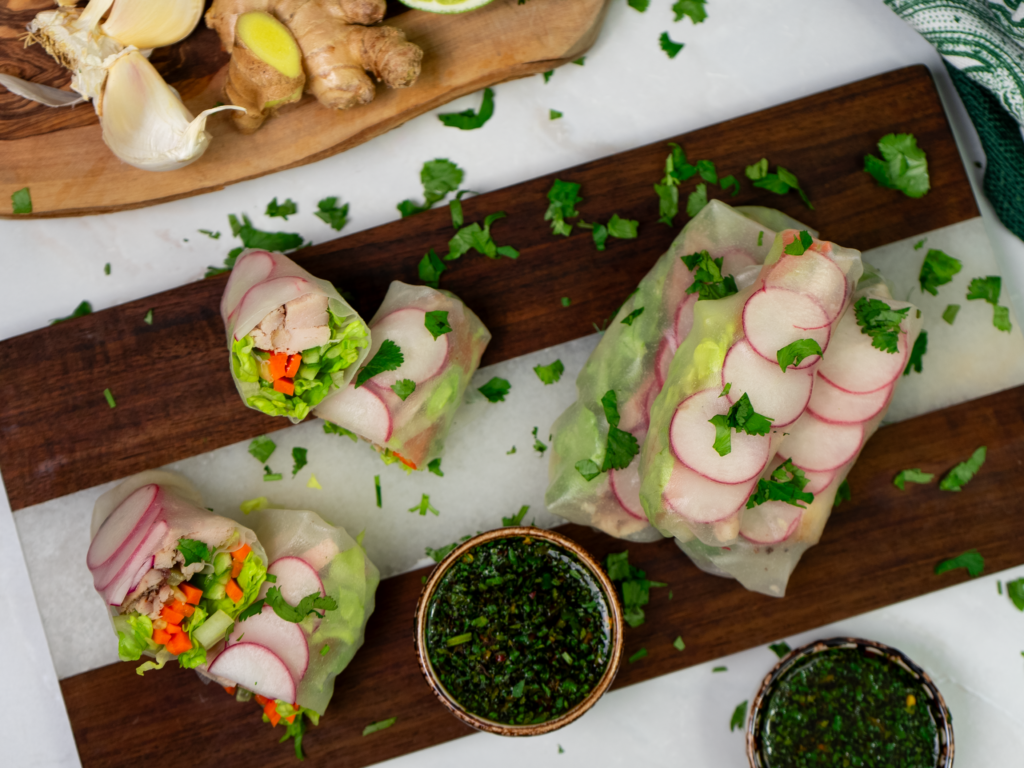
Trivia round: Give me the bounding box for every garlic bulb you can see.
[103,0,205,50]
[27,1,122,102]
[99,49,241,171]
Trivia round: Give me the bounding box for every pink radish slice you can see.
[807,375,892,424]
[228,277,312,339]
[817,308,909,394]
[87,485,158,571]
[670,389,771,484]
[268,557,325,604]
[655,336,676,387]
[801,468,836,496]
[96,518,169,597]
[618,380,653,434]
[221,250,275,320]
[608,462,645,521]
[742,288,831,368]
[764,251,847,325]
[208,643,297,703]
[740,502,802,544]
[663,461,754,523]
[781,412,864,472]
[228,606,309,681]
[315,384,392,445]
[720,247,757,276]
[127,556,155,595]
[722,340,813,427]
[673,294,696,344]
[368,308,449,387]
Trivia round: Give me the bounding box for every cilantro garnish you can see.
[597,391,640,472]
[708,393,773,457]
[942,304,960,325]
[408,493,440,516]
[629,0,649,10]
[11,186,32,214]
[374,475,381,507]
[654,143,697,226]
[103,388,117,409]
[542,70,553,83]
[628,648,648,663]
[621,307,645,326]
[199,229,220,239]
[914,238,925,250]
[438,87,494,130]
[355,339,404,387]
[263,465,283,482]
[696,159,717,184]
[934,549,985,578]
[426,535,471,563]
[918,249,962,295]
[853,297,910,354]
[104,262,111,275]
[893,468,934,490]
[864,133,930,198]
[51,300,93,324]
[993,305,1012,332]
[143,309,154,326]
[745,160,814,209]
[607,214,639,240]
[673,0,707,23]
[673,636,686,651]
[746,458,813,509]
[398,159,463,217]
[544,179,583,236]
[834,480,851,507]
[478,377,511,403]
[266,586,338,622]
[265,197,297,220]
[686,182,708,217]
[446,211,518,260]
[205,213,304,277]
[713,666,727,672]
[418,248,446,288]
[549,109,563,121]
[324,421,358,441]
[769,642,792,659]
[681,250,739,301]
[428,458,443,476]
[534,359,565,385]
[730,701,748,732]
[237,598,265,621]
[939,446,986,492]
[660,32,684,58]
[720,175,740,196]
[966,275,1001,305]
[424,310,453,339]
[502,504,530,526]
[720,383,732,397]
[573,57,586,66]
[177,538,212,567]
[784,230,814,255]
[903,331,927,376]
[291,447,308,477]
[606,550,667,628]
[248,436,276,463]
[745,158,768,180]
[575,459,600,481]
[561,297,571,307]
[391,379,416,401]
[362,718,397,736]
[315,196,349,231]
[507,446,516,455]
[776,339,822,372]
[532,426,548,456]
[1007,579,1024,611]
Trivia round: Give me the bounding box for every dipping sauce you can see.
[760,647,940,768]
[424,535,613,725]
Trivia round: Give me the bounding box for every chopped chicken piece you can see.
[272,325,331,354]
[250,306,285,350]
[284,293,330,330]
[251,294,332,355]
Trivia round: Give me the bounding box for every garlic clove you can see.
[0,72,85,107]
[28,7,123,102]
[102,0,205,50]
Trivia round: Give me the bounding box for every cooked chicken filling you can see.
[122,547,207,620]
[250,293,331,354]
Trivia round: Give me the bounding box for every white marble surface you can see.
[4,0,1024,766]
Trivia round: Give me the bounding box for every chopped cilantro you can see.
[834,480,851,508]
[746,458,813,509]
[746,162,814,209]
[1006,578,1024,611]
[864,133,930,198]
[478,377,511,402]
[709,393,773,456]
[428,458,443,477]
[730,701,748,732]
[265,197,297,220]
[776,339,822,372]
[549,109,563,120]
[438,87,494,130]
[853,297,910,354]
[545,179,583,236]
[696,159,718,184]
[720,383,732,397]
[893,468,934,490]
[532,426,548,456]
[673,0,707,23]
[673,636,686,651]
[621,307,645,326]
[573,57,586,66]
[426,536,470,563]
[713,666,728,672]
[660,32,684,58]
[263,466,283,482]
[446,211,518,260]
[104,262,111,275]
[966,275,1001,305]
[919,249,962,295]
[391,379,416,400]
[914,238,925,250]
[575,459,600,481]
[502,504,530,526]
[903,331,927,376]
[248,436,276,463]
[408,493,440,516]
[607,214,639,240]
[993,305,1012,332]
[324,421,358,441]
[682,251,739,301]
[534,359,565,385]
[199,229,221,239]
[628,648,648,663]
[758,231,764,247]
[942,304,960,325]
[398,159,464,217]
[745,158,769,180]
[769,642,792,659]
[266,587,337,622]
[237,599,265,622]
[654,143,698,225]
[418,248,447,288]
[784,230,814,256]
[103,388,116,409]
[935,549,984,578]
[50,300,93,324]
[321,644,330,656]
[542,70,553,83]
[11,187,32,214]
[507,446,517,455]
[355,339,404,387]
[177,538,212,566]
[424,310,453,339]
[363,718,397,736]
[561,296,571,307]
[585,221,608,250]
[240,497,268,514]
[628,0,649,9]
[600,391,640,471]
[315,197,349,231]
[558,745,565,754]
[291,447,308,477]
[205,213,303,278]
[939,446,986,492]
[606,550,667,628]
[686,182,708,217]
[720,175,740,196]
[374,475,381,507]
[143,309,154,325]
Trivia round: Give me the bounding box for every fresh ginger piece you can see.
[237,11,303,78]
[226,11,305,133]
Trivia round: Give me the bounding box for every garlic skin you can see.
[27,4,122,102]
[100,49,241,171]
[102,0,205,51]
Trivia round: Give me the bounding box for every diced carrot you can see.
[395,452,417,471]
[166,632,192,656]
[254,694,270,706]
[223,686,236,696]
[268,352,289,381]
[165,622,183,635]
[181,584,203,605]
[161,605,185,626]
[231,560,243,579]
[285,714,296,725]
[153,629,172,646]
[231,543,252,562]
[169,599,195,617]
[264,700,281,727]
[225,579,244,603]
[273,377,295,396]
[284,353,302,377]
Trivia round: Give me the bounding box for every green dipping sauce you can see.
[761,648,940,768]
[425,536,612,725]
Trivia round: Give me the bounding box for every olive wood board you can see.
[0,65,979,512]
[60,384,1024,768]
[0,0,609,217]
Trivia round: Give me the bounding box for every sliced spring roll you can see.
[88,471,268,672]
[314,281,490,470]
[545,202,810,541]
[202,509,379,717]
[221,249,371,422]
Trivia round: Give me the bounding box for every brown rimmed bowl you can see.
[413,526,624,736]
[746,637,954,768]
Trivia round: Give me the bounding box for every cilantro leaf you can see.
[427,458,443,476]
[628,648,648,663]
[143,309,154,325]
[939,446,986,492]
[893,468,934,490]
[853,297,910,354]
[355,339,404,387]
[575,459,600,481]
[784,230,814,255]
[237,598,265,622]
[719,175,740,196]
[266,197,297,220]
[776,339,822,371]
[682,250,739,301]
[104,262,111,275]
[918,249,962,296]
[769,642,792,659]
[749,163,814,209]
[438,87,494,130]
[935,549,984,578]
[746,459,813,509]
[1006,578,1024,611]
[446,211,516,260]
[534,359,565,385]
[993,304,1012,333]
[660,32,684,58]
[606,550,666,628]
[266,586,338,622]
[708,393,773,456]
[426,537,468,563]
[545,179,583,236]
[199,229,221,239]
[628,0,649,10]
[942,304,960,325]
[672,0,707,24]
[720,383,732,397]
[291,447,308,476]
[600,391,640,471]
[418,248,446,288]
[532,426,548,456]
[50,300,93,324]
[730,701,748,732]
[263,465,283,482]
[399,159,464,216]
[177,538,212,567]
[621,307,645,326]
[914,238,926,250]
[561,297,571,307]
[363,718,397,736]
[589,221,608,251]
[549,109,563,121]
[324,421,358,441]
[408,493,440,516]
[542,70,553,83]
[673,636,686,651]
[11,186,31,214]
[967,276,1001,306]
[607,214,639,240]
[424,310,453,339]
[248,436,276,463]
[903,331,927,376]
[745,158,768,180]
[834,479,851,508]
[864,133,930,198]
[374,475,381,507]
[315,197,349,231]
[776,167,814,209]
[502,504,529,526]
[478,377,511,403]
[103,388,116,409]
[696,159,718,185]
[391,379,416,401]
[686,183,708,217]
[573,57,586,66]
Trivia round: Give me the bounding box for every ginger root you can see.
[226,11,305,133]
[207,0,423,119]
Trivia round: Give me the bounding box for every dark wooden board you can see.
[61,384,1024,768]
[0,65,978,512]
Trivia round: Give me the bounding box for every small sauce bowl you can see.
[413,526,624,736]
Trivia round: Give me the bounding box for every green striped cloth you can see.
[887,0,1024,240]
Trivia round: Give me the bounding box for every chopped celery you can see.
[214,552,233,575]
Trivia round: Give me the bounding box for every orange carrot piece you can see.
[284,353,302,377]
[181,584,203,605]
[285,714,296,725]
[264,700,281,727]
[268,352,289,381]
[225,579,244,603]
[166,632,192,655]
[223,686,236,696]
[273,377,295,396]
[395,452,417,471]
[231,543,252,562]
[161,605,185,626]
[231,560,243,579]
[165,622,183,635]
[169,599,194,617]
[254,694,270,706]
[152,629,172,646]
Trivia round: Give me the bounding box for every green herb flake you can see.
[418,248,447,288]
[720,383,732,398]
[1006,578,1024,611]
[439,87,494,130]
[903,331,927,376]
[769,642,792,659]
[545,179,583,236]
[746,458,813,509]
[745,158,769,180]
[914,238,926,250]
[291,447,308,477]
[356,339,404,387]
[502,504,529,527]
[599,390,640,471]
[573,57,586,66]
[561,297,571,307]
[391,379,416,401]
[549,109,563,121]
[660,31,684,58]
[939,446,986,492]
[784,230,814,256]
[673,636,686,652]
[575,459,600,481]
[935,549,985,578]
[248,436,277,463]
[374,475,382,508]
[864,133,930,198]
[776,338,823,372]
[533,360,565,385]
[428,458,444,477]
[673,0,707,24]
[993,305,1013,333]
[967,275,1001,305]
[507,446,517,455]
[240,497,268,514]
[607,214,639,240]
[918,249,962,296]
[730,700,748,732]
[104,262,111,276]
[558,745,565,754]
[628,648,648,664]
[617,307,645,328]
[713,666,728,672]
[265,197,297,220]
[408,493,440,517]
[398,159,464,217]
[103,388,116,409]
[606,550,666,628]
[199,229,221,239]
[681,250,739,301]
[628,0,649,10]
[893,468,935,490]
[542,70,553,83]
[324,421,358,441]
[708,392,773,457]
[853,297,910,354]
[686,183,708,217]
[143,309,154,325]
[478,377,511,403]
[11,187,32,214]
[942,304,960,325]
[532,426,548,456]
[720,175,740,196]
[424,310,453,340]
[51,300,93,325]
[263,466,283,482]
[362,718,396,736]
[265,586,337,622]
[177,538,212,567]
[315,196,349,231]
[320,644,330,656]
[205,213,304,278]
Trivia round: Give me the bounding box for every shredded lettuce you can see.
[115,614,153,662]
[232,336,260,383]
[136,648,174,675]
[235,551,269,615]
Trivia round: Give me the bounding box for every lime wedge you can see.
[399,0,496,13]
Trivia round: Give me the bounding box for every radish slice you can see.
[208,642,297,703]
[670,389,771,484]
[228,606,309,682]
[609,462,645,521]
[742,288,830,368]
[720,247,757,276]
[673,294,696,344]
[817,307,909,394]
[655,335,676,387]
[368,308,449,386]
[807,375,892,424]
[801,467,836,495]
[266,556,325,604]
[722,340,813,427]
[618,379,654,434]
[764,251,847,325]
[87,484,158,571]
[221,250,275,320]
[740,501,802,544]
[782,412,864,472]
[228,277,312,339]
[315,384,393,445]
[663,461,754,523]
[96,519,169,596]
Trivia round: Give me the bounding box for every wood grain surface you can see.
[0,0,609,217]
[60,384,1024,767]
[0,65,978,512]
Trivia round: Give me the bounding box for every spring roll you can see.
[88,471,269,672]
[314,281,490,470]
[545,202,811,541]
[202,509,379,717]
[221,249,371,422]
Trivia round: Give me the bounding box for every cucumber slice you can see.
[213,552,232,575]
[204,583,226,600]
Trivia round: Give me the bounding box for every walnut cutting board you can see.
[0,0,609,217]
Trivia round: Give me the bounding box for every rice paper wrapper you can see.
[545,202,804,542]
[640,230,921,596]
[220,249,371,423]
[314,281,491,470]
